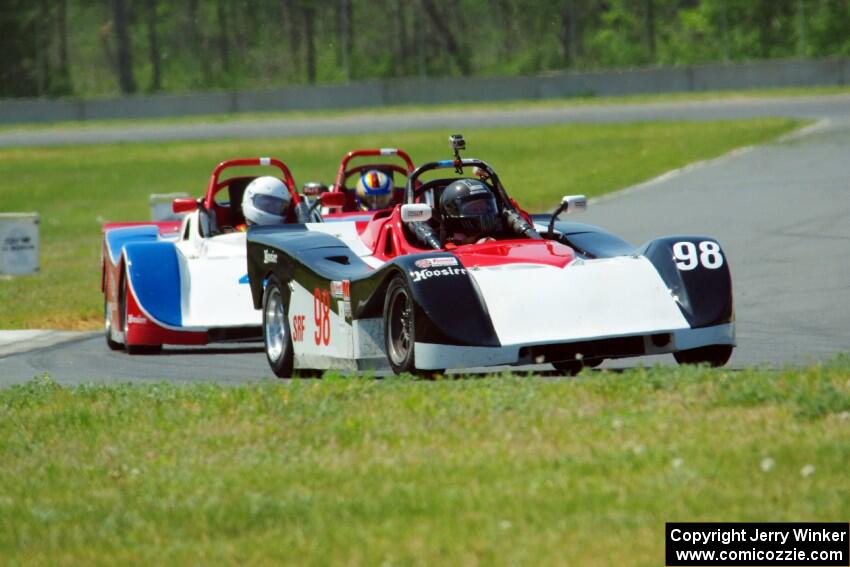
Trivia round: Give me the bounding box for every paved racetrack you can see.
[2,95,850,148]
[1,96,849,384]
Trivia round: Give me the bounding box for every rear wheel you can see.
[263,276,295,378]
[674,345,733,367]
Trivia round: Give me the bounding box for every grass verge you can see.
[0,118,801,329]
[1,359,849,566]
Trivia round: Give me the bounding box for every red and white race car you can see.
[245,137,736,376]
[100,157,314,353]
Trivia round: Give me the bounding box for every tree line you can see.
[2,0,850,99]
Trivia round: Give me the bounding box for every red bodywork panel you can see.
[358,205,574,268]
[101,221,182,235]
[124,282,208,346]
[452,239,575,268]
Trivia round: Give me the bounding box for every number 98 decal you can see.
[673,241,724,271]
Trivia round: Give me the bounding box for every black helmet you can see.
[439,178,502,238]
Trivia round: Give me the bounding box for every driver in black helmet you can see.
[440,178,502,245]
[408,178,541,249]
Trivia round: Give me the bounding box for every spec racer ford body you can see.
[246,137,735,376]
[101,157,310,353]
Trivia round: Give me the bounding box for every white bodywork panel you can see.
[467,256,690,346]
[304,222,385,268]
[174,230,259,328]
[412,323,735,370]
[287,279,354,369]
[286,280,390,371]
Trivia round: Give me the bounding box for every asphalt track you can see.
[1,95,849,385]
[2,94,850,148]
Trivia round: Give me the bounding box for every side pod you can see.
[123,241,183,328]
[639,236,734,329]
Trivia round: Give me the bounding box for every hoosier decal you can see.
[263,249,278,264]
[409,266,467,283]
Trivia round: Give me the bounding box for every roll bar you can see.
[333,148,415,188]
[203,157,299,210]
[403,158,513,210]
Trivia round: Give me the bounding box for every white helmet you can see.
[242,176,292,225]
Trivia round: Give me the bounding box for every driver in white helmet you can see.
[240,176,293,228]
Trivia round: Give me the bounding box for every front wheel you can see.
[384,277,416,375]
[552,360,583,376]
[263,276,294,378]
[104,293,122,351]
[674,345,733,367]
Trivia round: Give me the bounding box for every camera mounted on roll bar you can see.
[449,134,465,174]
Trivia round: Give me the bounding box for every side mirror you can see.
[319,191,346,209]
[560,195,588,213]
[303,182,329,197]
[546,195,587,237]
[401,203,432,223]
[172,198,198,215]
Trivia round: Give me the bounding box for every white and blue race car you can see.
[100,157,312,353]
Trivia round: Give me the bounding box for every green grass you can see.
[0,84,845,133]
[0,118,801,329]
[1,359,849,566]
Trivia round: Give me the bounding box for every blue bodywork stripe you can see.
[436,159,455,167]
[124,242,182,327]
[106,226,159,265]
[324,215,372,223]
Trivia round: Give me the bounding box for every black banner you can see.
[666,522,849,566]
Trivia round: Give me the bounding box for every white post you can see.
[0,213,40,275]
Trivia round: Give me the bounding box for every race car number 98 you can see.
[673,241,724,271]
[313,287,331,346]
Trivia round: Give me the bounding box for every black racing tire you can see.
[552,360,583,376]
[383,275,447,378]
[121,269,162,355]
[104,290,123,351]
[262,276,295,379]
[382,276,444,378]
[126,344,163,355]
[384,276,416,375]
[674,345,733,367]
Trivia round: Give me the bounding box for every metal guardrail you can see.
[0,57,847,125]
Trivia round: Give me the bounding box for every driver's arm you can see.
[409,221,442,250]
[503,209,542,240]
